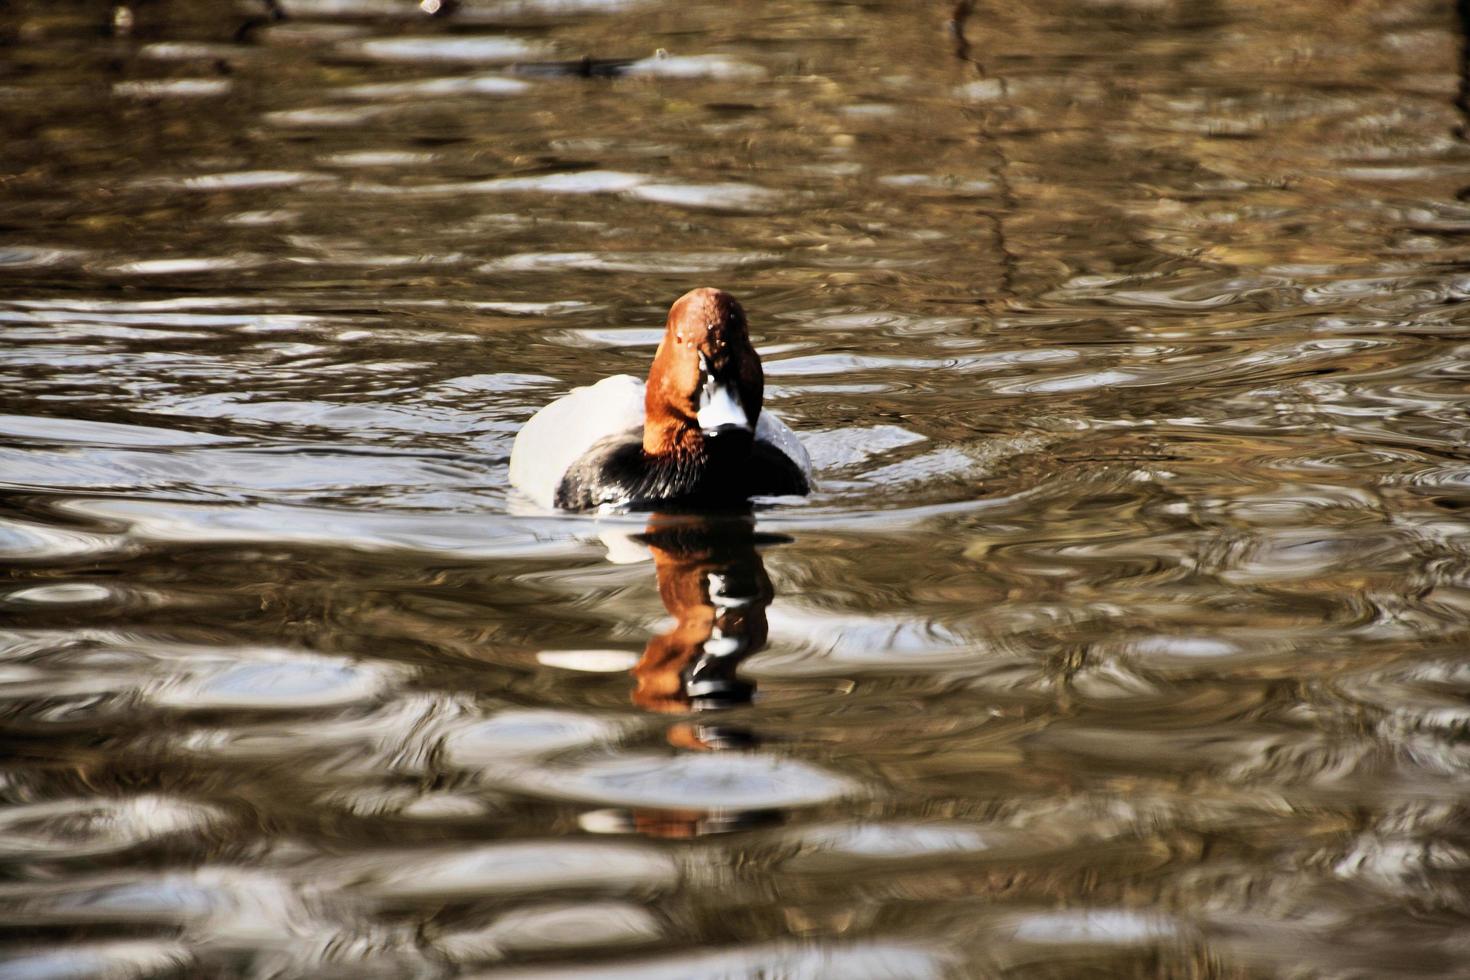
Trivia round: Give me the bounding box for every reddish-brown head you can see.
[643,288,764,457]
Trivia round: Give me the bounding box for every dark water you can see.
[4,0,1470,976]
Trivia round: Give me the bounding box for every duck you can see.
[509,287,812,512]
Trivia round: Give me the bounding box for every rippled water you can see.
[4,0,1470,976]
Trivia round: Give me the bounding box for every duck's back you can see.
[509,375,644,509]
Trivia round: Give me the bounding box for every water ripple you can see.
[436,900,662,962]
[0,795,228,860]
[353,840,677,901]
[467,940,948,979]
[491,750,857,810]
[338,36,550,64]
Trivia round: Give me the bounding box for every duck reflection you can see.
[630,514,782,737]
[604,513,786,838]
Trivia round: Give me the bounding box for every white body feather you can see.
[508,374,812,510]
[509,375,644,510]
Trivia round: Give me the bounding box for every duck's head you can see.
[643,287,763,457]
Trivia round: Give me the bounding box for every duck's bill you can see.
[697,380,750,431]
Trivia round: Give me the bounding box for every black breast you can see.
[555,434,809,512]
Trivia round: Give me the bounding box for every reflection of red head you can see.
[630,519,771,717]
[630,807,708,839]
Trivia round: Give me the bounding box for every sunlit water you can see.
[3,0,1470,976]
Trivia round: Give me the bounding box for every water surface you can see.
[4,0,1470,976]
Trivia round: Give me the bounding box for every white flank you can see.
[509,375,645,509]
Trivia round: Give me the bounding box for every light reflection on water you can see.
[3,0,1470,975]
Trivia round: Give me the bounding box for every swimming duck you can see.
[509,287,811,511]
